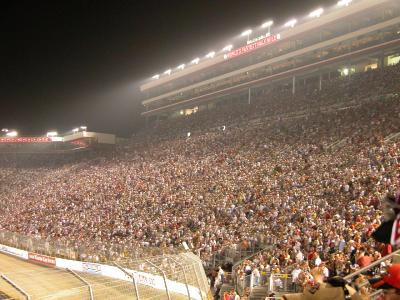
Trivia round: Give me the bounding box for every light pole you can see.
[241,29,252,43]
[261,20,273,36]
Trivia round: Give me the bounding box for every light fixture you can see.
[164,69,172,75]
[241,29,252,37]
[46,131,58,137]
[261,21,273,28]
[6,131,18,137]
[72,128,79,133]
[206,51,215,58]
[222,45,233,52]
[177,64,185,70]
[309,8,324,18]
[191,58,200,64]
[337,0,352,7]
[284,19,297,28]
[152,74,160,79]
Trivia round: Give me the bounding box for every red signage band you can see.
[0,137,51,143]
[225,34,280,59]
[28,252,56,266]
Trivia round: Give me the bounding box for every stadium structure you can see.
[141,0,400,120]
[2,0,400,299]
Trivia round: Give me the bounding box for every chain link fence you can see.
[0,230,180,263]
[0,230,212,300]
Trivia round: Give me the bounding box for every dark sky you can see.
[1,0,335,137]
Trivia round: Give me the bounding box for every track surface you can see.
[0,253,188,299]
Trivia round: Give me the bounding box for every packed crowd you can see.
[0,64,399,285]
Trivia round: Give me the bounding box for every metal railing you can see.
[269,274,294,294]
[266,249,400,300]
[67,268,94,300]
[0,229,213,299]
[0,229,180,264]
[344,249,400,281]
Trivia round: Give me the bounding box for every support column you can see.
[114,262,140,299]
[248,88,251,105]
[292,76,296,95]
[319,74,323,91]
[67,268,94,300]
[145,259,171,300]
[379,55,385,68]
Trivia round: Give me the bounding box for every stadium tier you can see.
[141,0,400,119]
[1,60,400,299]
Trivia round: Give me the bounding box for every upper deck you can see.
[141,0,400,115]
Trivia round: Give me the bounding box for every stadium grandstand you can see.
[141,0,400,121]
[1,0,400,299]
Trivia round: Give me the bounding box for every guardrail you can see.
[344,249,400,281]
[0,241,210,300]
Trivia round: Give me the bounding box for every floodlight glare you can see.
[309,8,324,18]
[80,126,87,130]
[337,0,352,6]
[46,131,58,137]
[152,74,160,79]
[191,57,200,64]
[72,128,79,133]
[222,45,233,52]
[241,29,252,37]
[284,19,297,28]
[1,128,8,133]
[177,64,185,70]
[261,20,273,28]
[164,69,172,75]
[6,131,18,137]
[206,51,215,58]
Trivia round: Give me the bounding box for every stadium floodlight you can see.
[72,128,79,133]
[80,126,87,131]
[46,131,58,137]
[222,45,233,52]
[177,64,185,70]
[241,29,252,37]
[164,69,172,75]
[6,131,17,137]
[261,20,273,29]
[241,29,253,42]
[1,128,8,133]
[205,51,215,58]
[152,74,160,79]
[337,0,352,7]
[309,8,324,18]
[284,19,297,28]
[191,57,200,64]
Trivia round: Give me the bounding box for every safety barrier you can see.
[0,242,211,299]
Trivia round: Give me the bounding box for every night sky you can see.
[1,0,336,137]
